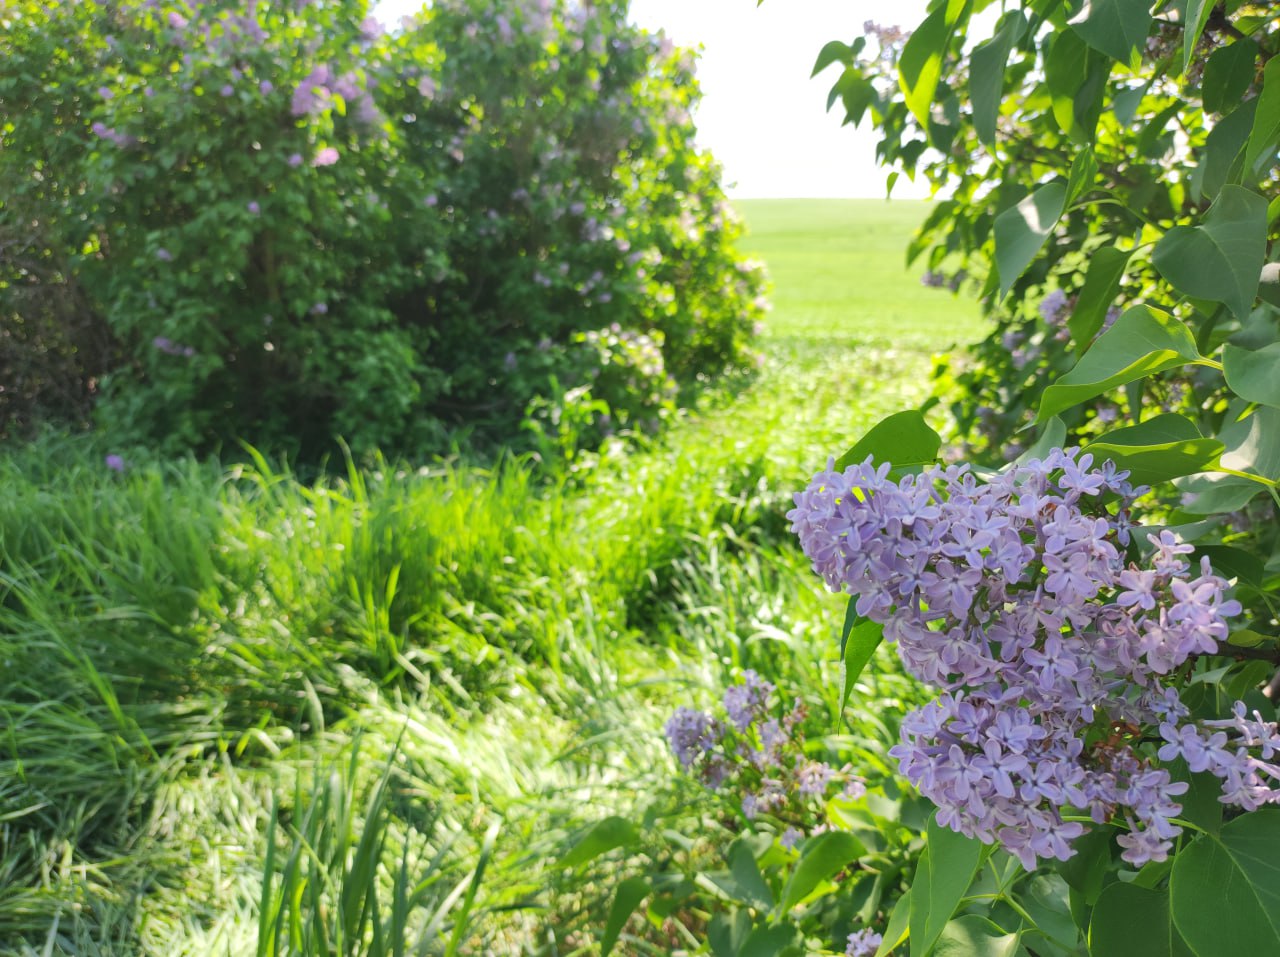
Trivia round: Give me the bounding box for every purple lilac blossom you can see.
[779,826,802,850]
[846,929,883,957]
[287,152,303,168]
[788,448,1264,869]
[723,670,773,730]
[105,454,126,473]
[247,201,261,215]
[664,708,722,769]
[312,147,339,167]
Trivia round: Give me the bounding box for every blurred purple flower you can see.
[105,454,126,473]
[310,302,328,315]
[287,152,303,168]
[312,147,339,167]
[247,201,261,215]
[155,248,173,261]
[259,79,274,95]
[220,84,235,97]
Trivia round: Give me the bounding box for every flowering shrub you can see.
[0,0,765,457]
[666,671,869,841]
[789,448,1280,870]
[797,5,1280,952]
[652,672,891,957]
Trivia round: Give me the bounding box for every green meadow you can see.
[0,201,984,955]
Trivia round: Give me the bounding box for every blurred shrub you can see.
[0,0,765,459]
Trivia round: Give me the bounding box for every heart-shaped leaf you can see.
[1152,185,1268,320]
[835,410,942,472]
[1224,341,1280,408]
[1039,306,1203,421]
[1170,810,1280,957]
[1084,414,1223,485]
[1090,883,1194,957]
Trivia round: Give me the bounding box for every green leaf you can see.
[970,12,1026,145]
[1219,405,1280,482]
[899,0,970,128]
[1223,341,1280,407]
[779,831,866,912]
[1057,826,1111,905]
[601,878,649,957]
[841,618,885,717]
[1196,544,1266,588]
[559,816,639,869]
[1167,759,1224,836]
[1068,246,1130,348]
[1175,471,1263,514]
[1152,185,1268,321]
[932,915,1019,957]
[1170,810,1280,957]
[834,410,942,472]
[812,40,852,77]
[1245,58,1280,179]
[1014,416,1067,466]
[1084,414,1223,485]
[1203,41,1258,115]
[740,924,803,957]
[1065,148,1099,205]
[1039,306,1203,421]
[1192,99,1256,200]
[994,183,1067,297]
[909,814,987,957]
[876,889,912,957]
[1090,883,1193,957]
[1046,30,1109,142]
[723,838,774,909]
[1181,0,1217,76]
[708,909,751,957]
[1069,0,1152,63]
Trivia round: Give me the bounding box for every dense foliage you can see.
[0,0,765,458]
[784,1,1280,955]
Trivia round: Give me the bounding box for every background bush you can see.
[0,0,766,460]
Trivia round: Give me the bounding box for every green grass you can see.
[0,200,984,955]
[736,199,984,347]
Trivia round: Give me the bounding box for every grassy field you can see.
[0,201,985,955]
[737,199,983,346]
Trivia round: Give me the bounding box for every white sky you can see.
[374,0,940,198]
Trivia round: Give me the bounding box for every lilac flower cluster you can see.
[846,928,883,957]
[665,672,868,845]
[789,448,1277,869]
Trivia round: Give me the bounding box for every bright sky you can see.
[374,0,939,198]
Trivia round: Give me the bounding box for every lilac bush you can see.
[788,449,1280,869]
[0,0,765,457]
